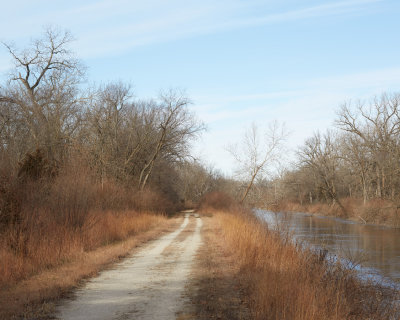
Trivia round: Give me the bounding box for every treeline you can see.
[265,93,400,225]
[0,28,214,221]
[0,28,224,286]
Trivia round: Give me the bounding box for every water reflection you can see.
[257,210,400,285]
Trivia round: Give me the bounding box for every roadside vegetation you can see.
[0,27,213,317]
[0,172,169,287]
[199,192,400,320]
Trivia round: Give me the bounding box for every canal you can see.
[257,210,400,287]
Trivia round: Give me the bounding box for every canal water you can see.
[257,210,400,287]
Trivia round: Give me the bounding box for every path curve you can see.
[56,212,202,320]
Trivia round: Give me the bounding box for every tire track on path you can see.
[56,213,202,320]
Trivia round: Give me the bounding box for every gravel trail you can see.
[56,212,202,320]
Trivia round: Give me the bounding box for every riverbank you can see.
[271,198,400,228]
[198,193,399,320]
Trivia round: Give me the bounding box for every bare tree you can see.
[340,134,371,204]
[176,160,216,205]
[335,93,400,199]
[298,131,346,212]
[228,121,287,204]
[85,82,134,186]
[1,27,85,165]
[138,90,204,190]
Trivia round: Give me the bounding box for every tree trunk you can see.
[362,179,367,205]
[376,165,382,198]
[240,168,260,204]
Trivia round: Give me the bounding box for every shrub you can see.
[199,191,238,212]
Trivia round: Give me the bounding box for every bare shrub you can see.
[199,191,239,212]
[0,160,172,288]
[18,149,57,181]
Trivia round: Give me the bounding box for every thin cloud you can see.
[193,66,400,128]
[306,67,400,90]
[0,1,386,69]
[217,0,382,30]
[75,0,382,57]
[1,0,380,59]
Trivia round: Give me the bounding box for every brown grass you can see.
[275,198,400,227]
[0,162,178,288]
[199,191,240,212]
[0,210,167,288]
[199,192,399,320]
[0,215,181,319]
[0,161,182,318]
[182,214,250,320]
[212,210,399,320]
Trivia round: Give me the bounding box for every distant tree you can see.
[138,90,204,190]
[176,160,217,205]
[298,131,346,212]
[228,121,287,204]
[336,93,400,200]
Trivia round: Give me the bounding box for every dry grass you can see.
[211,210,399,319]
[275,198,400,227]
[0,161,182,318]
[211,212,400,320]
[0,210,167,288]
[182,214,250,320]
[199,191,398,319]
[0,162,178,289]
[0,215,180,319]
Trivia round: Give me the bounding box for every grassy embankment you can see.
[0,166,179,319]
[272,198,400,227]
[199,192,399,320]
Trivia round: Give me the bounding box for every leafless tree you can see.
[340,134,371,204]
[85,82,134,186]
[298,131,346,212]
[0,28,210,233]
[335,93,400,199]
[0,27,85,166]
[228,121,287,204]
[176,160,217,205]
[138,90,204,190]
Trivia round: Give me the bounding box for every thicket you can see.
[0,27,216,287]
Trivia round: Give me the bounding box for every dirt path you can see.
[182,214,250,320]
[55,212,202,320]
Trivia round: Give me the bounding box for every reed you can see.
[215,211,398,319]
[200,192,399,319]
[0,209,165,288]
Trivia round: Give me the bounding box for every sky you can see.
[1,0,400,176]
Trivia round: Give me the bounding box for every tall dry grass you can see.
[0,162,173,289]
[219,212,398,319]
[200,192,399,320]
[0,210,165,288]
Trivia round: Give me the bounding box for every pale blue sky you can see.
[2,0,400,175]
